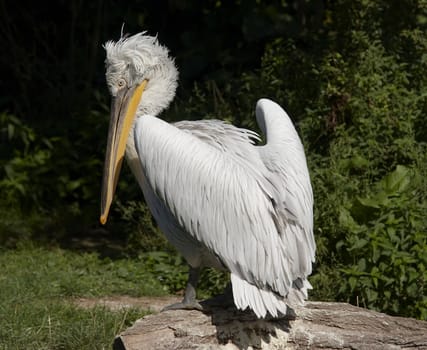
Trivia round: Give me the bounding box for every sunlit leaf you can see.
[380,165,411,195]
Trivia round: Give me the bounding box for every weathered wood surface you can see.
[113,301,427,349]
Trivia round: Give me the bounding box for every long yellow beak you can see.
[100,80,148,224]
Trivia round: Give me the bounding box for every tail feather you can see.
[231,274,311,318]
[287,278,312,306]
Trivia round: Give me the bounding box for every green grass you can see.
[0,243,171,350]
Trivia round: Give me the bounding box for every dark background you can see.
[0,0,323,121]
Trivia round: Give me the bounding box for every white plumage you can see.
[100,32,315,318]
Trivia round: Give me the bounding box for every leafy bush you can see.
[338,165,427,318]
[0,110,105,243]
[0,114,55,242]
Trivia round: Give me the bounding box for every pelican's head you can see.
[100,32,178,224]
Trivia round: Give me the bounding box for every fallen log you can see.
[113,301,427,349]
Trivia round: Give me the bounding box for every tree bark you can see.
[113,301,427,350]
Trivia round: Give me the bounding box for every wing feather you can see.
[256,99,315,276]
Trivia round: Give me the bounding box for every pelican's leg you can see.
[162,266,203,311]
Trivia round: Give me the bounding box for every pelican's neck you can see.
[125,56,178,185]
[124,56,177,186]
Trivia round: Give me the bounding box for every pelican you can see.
[100,32,315,318]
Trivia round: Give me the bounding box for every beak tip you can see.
[100,215,107,225]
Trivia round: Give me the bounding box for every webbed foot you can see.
[161,266,202,313]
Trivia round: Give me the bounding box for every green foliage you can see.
[198,268,230,299]
[138,251,189,294]
[0,114,55,242]
[0,113,54,207]
[0,108,106,243]
[338,165,427,318]
[303,3,426,319]
[137,251,229,298]
[114,199,169,253]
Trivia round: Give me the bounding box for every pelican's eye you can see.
[117,78,126,89]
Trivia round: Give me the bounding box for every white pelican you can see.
[100,32,315,318]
